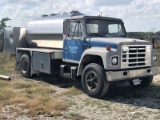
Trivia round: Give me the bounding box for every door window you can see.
[69,21,82,37]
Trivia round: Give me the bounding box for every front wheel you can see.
[129,76,153,88]
[81,63,109,98]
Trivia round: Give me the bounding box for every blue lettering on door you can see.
[63,39,84,61]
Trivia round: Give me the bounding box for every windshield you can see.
[86,19,126,37]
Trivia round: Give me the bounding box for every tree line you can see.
[127,31,160,41]
[0,17,10,51]
[0,17,11,39]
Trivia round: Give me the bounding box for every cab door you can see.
[63,20,84,63]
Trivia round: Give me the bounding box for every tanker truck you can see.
[3,13,158,97]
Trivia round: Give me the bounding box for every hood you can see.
[87,37,149,49]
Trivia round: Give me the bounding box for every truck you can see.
[3,12,158,98]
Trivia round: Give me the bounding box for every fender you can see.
[77,47,109,76]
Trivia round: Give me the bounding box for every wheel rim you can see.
[85,70,98,92]
[21,58,28,73]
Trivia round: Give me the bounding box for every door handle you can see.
[65,46,67,51]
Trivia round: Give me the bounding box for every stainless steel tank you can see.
[26,11,84,49]
[26,14,68,49]
[4,27,29,54]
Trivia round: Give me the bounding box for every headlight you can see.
[112,57,118,65]
[153,54,157,62]
[122,46,129,52]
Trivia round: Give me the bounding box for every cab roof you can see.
[66,15,123,22]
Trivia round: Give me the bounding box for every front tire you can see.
[81,63,109,98]
[20,54,31,78]
[129,76,153,88]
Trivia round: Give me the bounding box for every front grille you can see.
[121,45,151,68]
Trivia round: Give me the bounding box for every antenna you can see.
[99,12,102,16]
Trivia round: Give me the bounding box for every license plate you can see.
[133,79,141,85]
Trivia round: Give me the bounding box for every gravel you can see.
[0,70,160,120]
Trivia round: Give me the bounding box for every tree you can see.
[0,17,11,51]
[0,17,11,36]
[41,14,48,17]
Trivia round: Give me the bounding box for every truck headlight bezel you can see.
[111,56,118,66]
[153,54,157,62]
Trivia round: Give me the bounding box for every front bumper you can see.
[106,67,158,81]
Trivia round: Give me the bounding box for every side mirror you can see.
[63,21,69,35]
[152,38,155,49]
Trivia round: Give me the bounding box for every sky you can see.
[0,0,160,32]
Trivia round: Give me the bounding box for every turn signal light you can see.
[106,46,111,51]
[154,43,157,49]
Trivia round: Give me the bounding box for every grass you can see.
[0,88,15,101]
[66,112,85,120]
[61,86,83,96]
[69,112,80,117]
[0,79,68,116]
[0,52,70,117]
[98,103,111,109]
[12,80,34,89]
[0,80,9,88]
[0,69,8,75]
[0,51,160,118]
[0,52,15,75]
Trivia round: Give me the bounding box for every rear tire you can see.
[129,76,153,88]
[81,63,109,98]
[20,54,31,78]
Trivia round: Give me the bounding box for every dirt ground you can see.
[0,70,160,120]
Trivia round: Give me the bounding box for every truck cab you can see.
[63,16,126,62]
[61,16,158,97]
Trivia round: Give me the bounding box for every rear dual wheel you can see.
[81,63,109,98]
[20,54,31,77]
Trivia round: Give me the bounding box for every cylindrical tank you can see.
[26,11,84,49]
[26,14,70,49]
[4,27,29,55]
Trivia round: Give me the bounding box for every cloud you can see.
[85,0,133,6]
[99,0,160,31]
[1,0,40,5]
[0,0,160,32]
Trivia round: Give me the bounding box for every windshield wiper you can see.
[106,33,123,37]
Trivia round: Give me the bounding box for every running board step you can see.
[60,65,77,79]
